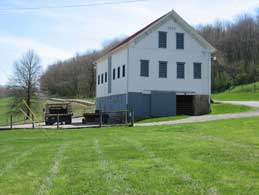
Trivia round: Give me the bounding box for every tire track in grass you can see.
[94,139,135,194]
[37,143,67,195]
[120,136,212,195]
[0,145,41,177]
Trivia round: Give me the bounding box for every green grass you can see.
[0,117,258,194]
[137,115,188,123]
[213,82,259,100]
[211,103,255,114]
[0,97,11,125]
[0,97,46,126]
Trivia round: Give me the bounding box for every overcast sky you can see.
[0,0,259,85]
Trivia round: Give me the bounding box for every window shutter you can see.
[159,61,167,78]
[159,31,167,48]
[176,33,184,49]
[140,60,149,77]
[194,63,202,79]
[177,62,185,79]
[117,67,120,79]
[105,72,107,82]
[113,68,116,80]
[122,65,126,77]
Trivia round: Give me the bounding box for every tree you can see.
[8,50,42,118]
[40,39,122,98]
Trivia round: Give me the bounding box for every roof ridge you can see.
[106,10,173,54]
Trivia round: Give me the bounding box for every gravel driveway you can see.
[136,101,259,127]
[216,101,259,108]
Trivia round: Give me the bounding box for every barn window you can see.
[159,31,167,48]
[117,67,120,79]
[194,63,202,79]
[101,73,104,84]
[105,72,107,83]
[113,68,116,80]
[122,65,126,77]
[98,75,100,85]
[140,60,149,77]
[159,61,167,78]
[176,33,184,49]
[177,62,185,79]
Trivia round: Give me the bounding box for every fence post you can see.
[99,111,102,128]
[32,115,35,129]
[130,109,134,127]
[10,115,13,130]
[125,110,128,124]
[57,114,60,129]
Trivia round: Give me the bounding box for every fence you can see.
[0,109,135,130]
[83,109,135,127]
[0,114,38,130]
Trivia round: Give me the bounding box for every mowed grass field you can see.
[0,118,258,194]
[213,82,259,101]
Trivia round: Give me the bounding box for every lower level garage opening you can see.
[176,95,194,115]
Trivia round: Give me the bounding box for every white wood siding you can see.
[96,48,128,98]
[97,17,212,98]
[128,17,211,95]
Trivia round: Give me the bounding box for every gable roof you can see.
[97,10,216,62]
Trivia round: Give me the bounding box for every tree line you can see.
[40,39,121,98]
[198,9,259,92]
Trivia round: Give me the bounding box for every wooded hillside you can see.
[40,40,121,98]
[198,9,259,92]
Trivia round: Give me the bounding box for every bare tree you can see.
[8,50,42,118]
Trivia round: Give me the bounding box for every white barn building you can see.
[95,10,216,119]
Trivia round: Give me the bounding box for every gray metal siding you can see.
[150,91,176,117]
[96,94,127,112]
[96,91,176,118]
[128,92,151,118]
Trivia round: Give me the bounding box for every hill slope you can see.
[213,82,259,101]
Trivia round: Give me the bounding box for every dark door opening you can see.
[176,95,193,115]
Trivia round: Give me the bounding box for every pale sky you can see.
[0,0,259,85]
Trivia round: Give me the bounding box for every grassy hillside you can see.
[213,82,259,100]
[211,103,254,114]
[0,98,95,126]
[0,97,46,126]
[0,117,258,194]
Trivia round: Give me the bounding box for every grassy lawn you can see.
[137,115,188,123]
[0,117,258,194]
[211,103,255,114]
[0,97,46,126]
[213,82,259,101]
